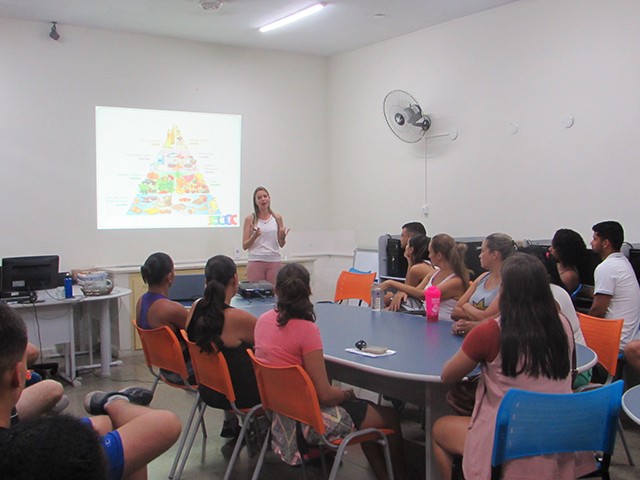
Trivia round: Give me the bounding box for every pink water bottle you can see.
[425,285,441,322]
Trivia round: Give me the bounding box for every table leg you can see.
[82,302,94,367]
[66,303,77,382]
[423,383,451,480]
[99,300,111,377]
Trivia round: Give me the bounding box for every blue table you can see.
[622,384,640,425]
[314,303,596,396]
[235,301,597,479]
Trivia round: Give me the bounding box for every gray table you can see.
[9,286,131,383]
[622,384,640,425]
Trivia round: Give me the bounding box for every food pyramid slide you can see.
[127,125,219,216]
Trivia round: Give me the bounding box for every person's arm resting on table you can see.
[442,320,499,385]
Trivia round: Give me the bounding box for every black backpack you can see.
[386,236,407,278]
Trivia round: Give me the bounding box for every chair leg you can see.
[148,369,161,396]
[169,393,202,479]
[174,401,208,480]
[223,405,264,480]
[251,427,271,480]
[380,436,394,480]
[617,419,635,466]
[198,402,208,439]
[328,440,351,480]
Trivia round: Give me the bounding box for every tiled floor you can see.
[58,353,640,479]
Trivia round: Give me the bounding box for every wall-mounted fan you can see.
[383,90,458,143]
[383,90,431,143]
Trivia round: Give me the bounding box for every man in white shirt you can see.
[589,221,640,350]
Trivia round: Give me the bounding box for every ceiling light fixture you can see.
[49,21,60,41]
[259,3,326,33]
[199,0,223,11]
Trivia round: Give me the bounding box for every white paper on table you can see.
[345,348,397,358]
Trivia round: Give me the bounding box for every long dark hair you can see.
[552,229,588,267]
[408,234,431,264]
[275,263,315,327]
[140,252,173,286]
[499,253,570,379]
[192,255,236,353]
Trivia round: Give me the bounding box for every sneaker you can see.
[84,391,122,415]
[84,387,153,415]
[51,394,70,414]
[119,387,153,407]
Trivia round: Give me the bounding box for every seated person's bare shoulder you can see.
[149,298,188,329]
[407,262,436,287]
[222,308,257,346]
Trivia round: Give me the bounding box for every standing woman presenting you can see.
[242,186,290,285]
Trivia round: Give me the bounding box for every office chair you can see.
[333,270,376,306]
[577,313,634,465]
[491,381,623,480]
[132,320,206,480]
[176,330,265,480]
[247,349,395,480]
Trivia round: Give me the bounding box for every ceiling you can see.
[0,0,519,56]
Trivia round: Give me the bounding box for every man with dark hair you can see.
[390,222,428,278]
[589,221,640,350]
[0,303,182,480]
[400,222,427,250]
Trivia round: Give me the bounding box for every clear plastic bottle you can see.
[371,281,382,312]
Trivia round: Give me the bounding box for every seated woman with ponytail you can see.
[254,263,407,480]
[382,234,469,320]
[185,255,260,438]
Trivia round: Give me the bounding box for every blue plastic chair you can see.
[348,267,371,275]
[490,381,623,480]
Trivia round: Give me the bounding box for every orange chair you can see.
[577,313,634,465]
[333,270,376,306]
[578,313,623,382]
[247,349,395,480]
[177,330,265,480]
[132,320,206,480]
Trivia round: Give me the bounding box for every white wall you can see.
[3,0,640,286]
[327,0,640,246]
[0,18,330,271]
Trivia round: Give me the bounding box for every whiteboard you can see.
[353,248,379,278]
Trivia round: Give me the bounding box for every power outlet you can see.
[421,204,430,217]
[233,247,241,259]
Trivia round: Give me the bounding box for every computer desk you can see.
[235,301,598,480]
[8,286,131,384]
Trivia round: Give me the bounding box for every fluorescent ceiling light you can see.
[259,3,326,33]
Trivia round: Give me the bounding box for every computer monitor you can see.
[1,255,60,293]
[628,249,640,284]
